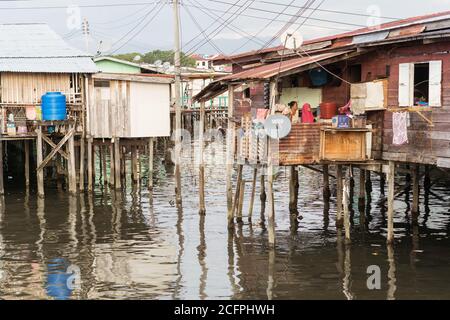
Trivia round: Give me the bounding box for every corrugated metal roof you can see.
[220,51,351,81]
[0,57,97,73]
[0,23,97,73]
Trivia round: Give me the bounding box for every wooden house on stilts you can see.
[0,23,97,196]
[195,11,450,246]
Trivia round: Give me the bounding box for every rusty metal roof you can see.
[214,10,450,64]
[220,51,352,81]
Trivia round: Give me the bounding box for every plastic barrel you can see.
[309,68,328,86]
[319,102,338,119]
[41,92,67,121]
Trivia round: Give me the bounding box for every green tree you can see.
[114,50,196,67]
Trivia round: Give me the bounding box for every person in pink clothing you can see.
[301,103,315,123]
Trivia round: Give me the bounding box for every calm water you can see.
[0,140,450,300]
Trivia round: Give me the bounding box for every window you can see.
[398,61,442,107]
[349,64,362,83]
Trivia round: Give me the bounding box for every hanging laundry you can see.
[392,112,408,145]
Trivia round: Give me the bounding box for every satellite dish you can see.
[280,30,303,50]
[133,55,141,62]
[264,115,292,139]
[162,61,171,70]
[154,60,162,67]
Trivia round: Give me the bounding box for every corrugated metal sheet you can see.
[220,51,352,81]
[0,23,97,73]
[0,57,97,73]
[352,31,389,45]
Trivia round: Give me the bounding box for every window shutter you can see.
[398,63,413,106]
[429,60,442,107]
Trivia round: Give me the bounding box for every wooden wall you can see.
[0,72,82,104]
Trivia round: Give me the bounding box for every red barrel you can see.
[320,102,338,119]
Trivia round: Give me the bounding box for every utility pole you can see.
[82,18,90,53]
[173,0,182,206]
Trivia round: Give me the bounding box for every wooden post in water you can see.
[379,172,386,197]
[289,166,299,215]
[387,161,395,244]
[198,100,206,215]
[267,79,277,248]
[336,165,344,227]
[237,179,245,223]
[24,140,30,188]
[131,145,138,184]
[109,143,115,187]
[323,164,330,201]
[248,167,257,222]
[343,172,351,243]
[0,141,3,195]
[226,85,235,226]
[232,164,243,221]
[148,138,154,191]
[79,138,85,192]
[411,164,420,223]
[68,126,77,194]
[173,0,182,207]
[102,145,107,187]
[87,138,93,192]
[358,168,366,209]
[36,128,44,198]
[114,138,121,190]
[260,173,266,224]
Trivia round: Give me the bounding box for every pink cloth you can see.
[256,108,268,120]
[301,103,314,123]
[392,112,408,145]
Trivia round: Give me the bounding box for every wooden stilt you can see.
[114,138,121,190]
[87,138,93,192]
[102,145,107,187]
[343,172,351,243]
[387,161,395,244]
[267,165,275,247]
[232,164,243,221]
[109,143,115,187]
[411,164,420,222]
[199,101,206,215]
[237,178,245,223]
[365,170,372,195]
[24,140,30,188]
[358,168,366,209]
[68,126,77,194]
[336,164,344,227]
[226,85,235,226]
[323,164,330,201]
[379,172,386,197]
[148,138,154,191]
[289,166,299,215]
[248,167,257,222]
[79,138,85,192]
[36,128,44,197]
[131,145,138,183]
[260,172,266,224]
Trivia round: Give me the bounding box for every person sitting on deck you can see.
[288,101,299,123]
[301,103,315,123]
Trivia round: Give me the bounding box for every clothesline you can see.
[388,106,434,126]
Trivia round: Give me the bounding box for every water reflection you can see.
[0,142,449,299]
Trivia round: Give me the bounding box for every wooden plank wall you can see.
[89,79,131,138]
[0,72,82,104]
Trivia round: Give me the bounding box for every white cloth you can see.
[392,112,408,146]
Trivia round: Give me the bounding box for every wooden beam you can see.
[411,164,420,221]
[199,100,206,215]
[41,134,68,160]
[68,125,77,194]
[87,138,93,192]
[248,167,257,222]
[36,127,75,172]
[114,138,121,189]
[336,165,344,227]
[148,138,154,191]
[226,84,235,226]
[0,141,3,195]
[24,140,30,188]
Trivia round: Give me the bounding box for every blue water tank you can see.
[309,68,328,87]
[42,92,67,121]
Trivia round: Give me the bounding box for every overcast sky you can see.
[1,0,449,56]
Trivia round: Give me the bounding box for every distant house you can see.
[94,56,161,74]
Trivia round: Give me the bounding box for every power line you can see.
[184,0,266,47]
[107,3,165,54]
[206,0,367,27]
[0,1,164,10]
[182,2,352,32]
[184,0,257,56]
[238,0,399,20]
